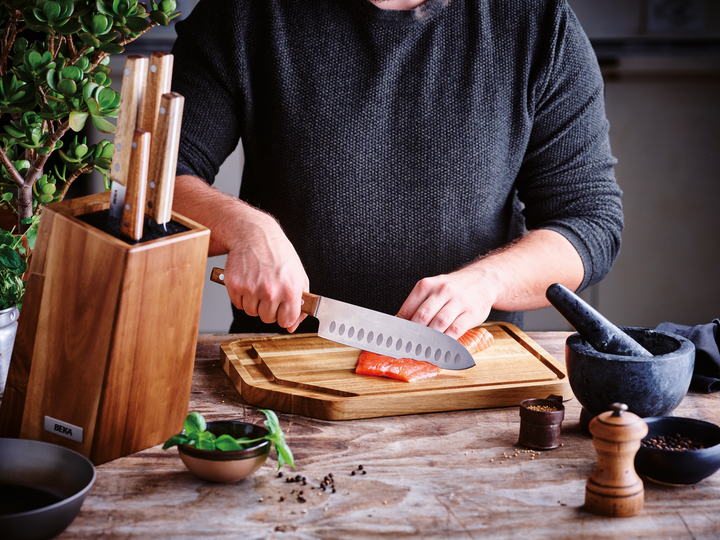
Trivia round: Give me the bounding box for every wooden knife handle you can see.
[120,130,151,240]
[137,52,173,134]
[210,267,319,316]
[110,55,148,187]
[146,92,184,224]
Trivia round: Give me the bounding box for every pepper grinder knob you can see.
[610,402,628,416]
[585,403,648,517]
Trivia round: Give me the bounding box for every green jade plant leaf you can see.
[163,410,296,471]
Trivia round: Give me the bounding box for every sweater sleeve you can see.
[171,1,244,185]
[515,1,623,292]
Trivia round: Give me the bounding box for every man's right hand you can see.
[173,175,309,332]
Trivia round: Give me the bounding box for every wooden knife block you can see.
[0,192,210,464]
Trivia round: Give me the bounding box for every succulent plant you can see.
[0,0,181,303]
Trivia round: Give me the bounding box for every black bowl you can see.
[634,416,720,485]
[0,438,96,540]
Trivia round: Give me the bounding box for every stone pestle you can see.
[546,283,653,357]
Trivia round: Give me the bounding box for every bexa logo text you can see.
[54,424,72,436]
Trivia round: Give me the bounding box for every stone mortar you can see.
[566,327,695,429]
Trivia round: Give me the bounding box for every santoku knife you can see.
[210,268,476,370]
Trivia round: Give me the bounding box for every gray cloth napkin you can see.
[656,319,720,393]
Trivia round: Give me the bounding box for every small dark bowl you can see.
[0,438,96,540]
[566,327,695,420]
[634,416,720,485]
[178,421,271,483]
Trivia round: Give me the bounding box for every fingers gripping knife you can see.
[209,268,475,370]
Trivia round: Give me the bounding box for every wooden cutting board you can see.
[220,322,570,420]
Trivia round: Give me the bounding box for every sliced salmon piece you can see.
[355,327,494,383]
[458,327,494,354]
[356,351,441,382]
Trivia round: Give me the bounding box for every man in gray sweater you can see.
[171,0,623,337]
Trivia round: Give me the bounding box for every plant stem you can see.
[0,147,24,187]
[0,10,20,76]
[16,183,33,230]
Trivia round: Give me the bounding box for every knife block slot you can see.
[0,192,210,465]
[77,208,190,244]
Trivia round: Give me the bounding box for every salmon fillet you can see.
[356,327,494,382]
[458,327,494,354]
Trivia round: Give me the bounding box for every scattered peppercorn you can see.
[358,465,363,471]
[278,472,283,478]
[351,470,356,476]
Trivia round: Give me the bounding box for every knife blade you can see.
[145,92,184,226]
[209,268,476,370]
[120,129,151,240]
[109,55,148,219]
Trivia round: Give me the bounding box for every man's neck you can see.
[370,0,427,10]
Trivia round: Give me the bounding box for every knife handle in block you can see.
[210,267,320,316]
[146,92,184,225]
[110,56,148,188]
[137,52,173,135]
[121,130,151,241]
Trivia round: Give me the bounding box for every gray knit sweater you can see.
[172,0,623,333]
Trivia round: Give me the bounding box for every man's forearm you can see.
[171,174,310,330]
[397,228,584,337]
[470,228,584,312]
[172,174,271,257]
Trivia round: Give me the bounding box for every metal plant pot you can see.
[0,305,19,398]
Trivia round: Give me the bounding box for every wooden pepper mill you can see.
[585,403,648,517]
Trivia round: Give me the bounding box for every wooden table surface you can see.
[53,333,720,539]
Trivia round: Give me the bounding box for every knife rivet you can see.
[114,164,120,171]
[124,68,130,76]
[125,204,131,211]
[116,143,122,151]
[218,273,224,281]
[329,321,336,333]
[151,64,157,73]
[160,107,166,115]
[132,141,137,149]
[150,181,156,189]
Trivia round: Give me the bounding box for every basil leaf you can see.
[215,434,243,451]
[161,434,191,450]
[184,411,206,436]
